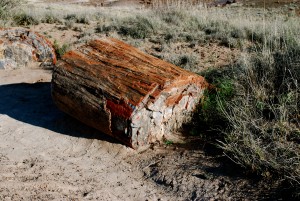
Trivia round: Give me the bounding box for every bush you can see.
[76,15,90,24]
[64,19,75,29]
[95,24,116,33]
[196,39,299,184]
[41,13,61,24]
[161,10,187,26]
[118,16,154,39]
[175,53,198,71]
[53,40,70,59]
[64,14,77,21]
[194,67,235,142]
[13,13,39,26]
[196,48,299,192]
[220,51,299,181]
[64,14,90,24]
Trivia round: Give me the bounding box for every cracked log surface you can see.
[51,38,208,149]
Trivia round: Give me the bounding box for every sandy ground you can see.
[0,69,177,200]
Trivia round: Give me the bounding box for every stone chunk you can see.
[0,28,56,69]
[51,38,208,149]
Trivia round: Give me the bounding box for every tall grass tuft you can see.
[198,17,300,186]
[219,47,300,183]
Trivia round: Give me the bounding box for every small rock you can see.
[0,28,56,70]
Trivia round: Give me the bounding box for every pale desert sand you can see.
[0,68,176,200]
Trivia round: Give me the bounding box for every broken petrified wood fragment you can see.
[51,38,208,149]
[0,28,56,69]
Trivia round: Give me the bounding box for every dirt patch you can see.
[0,69,175,200]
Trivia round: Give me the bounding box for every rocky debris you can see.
[0,28,56,70]
[51,38,208,149]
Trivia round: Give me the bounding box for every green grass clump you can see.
[193,68,235,142]
[53,40,70,59]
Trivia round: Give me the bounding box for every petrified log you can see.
[51,38,208,149]
[0,28,56,69]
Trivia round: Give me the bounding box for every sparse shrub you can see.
[95,23,116,33]
[247,28,265,44]
[53,40,70,59]
[64,14,77,21]
[64,14,90,24]
[73,26,83,32]
[13,13,39,26]
[177,54,198,70]
[64,19,75,29]
[76,15,90,24]
[118,16,155,39]
[76,29,96,44]
[161,9,187,26]
[164,31,177,43]
[41,13,61,24]
[194,67,235,141]
[219,49,300,183]
[196,46,300,186]
[220,37,238,48]
[162,51,199,72]
[230,27,246,39]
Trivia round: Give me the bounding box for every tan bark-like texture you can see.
[51,38,208,149]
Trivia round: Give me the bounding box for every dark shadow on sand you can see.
[0,82,120,145]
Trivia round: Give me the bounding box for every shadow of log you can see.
[0,82,119,145]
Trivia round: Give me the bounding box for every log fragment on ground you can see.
[0,28,56,70]
[51,38,208,149]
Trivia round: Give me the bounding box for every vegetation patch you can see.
[13,13,40,26]
[118,16,155,39]
[197,27,300,189]
[53,40,70,59]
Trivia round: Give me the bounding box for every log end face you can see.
[130,74,208,148]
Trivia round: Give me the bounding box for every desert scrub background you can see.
[2,0,300,190]
[0,0,25,22]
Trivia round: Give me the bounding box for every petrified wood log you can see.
[0,28,56,69]
[51,38,208,149]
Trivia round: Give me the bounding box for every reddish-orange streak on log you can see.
[106,100,133,119]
